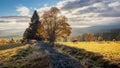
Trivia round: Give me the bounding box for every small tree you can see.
[70,37,75,42]
[77,35,81,42]
[85,33,95,41]
[23,10,42,41]
[38,7,71,45]
[98,35,103,41]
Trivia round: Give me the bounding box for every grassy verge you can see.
[58,42,120,63]
[53,42,120,68]
[0,43,52,68]
[0,43,24,50]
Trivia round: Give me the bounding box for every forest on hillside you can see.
[67,29,120,42]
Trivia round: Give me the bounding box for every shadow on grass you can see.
[0,44,52,68]
[53,43,120,68]
[0,44,32,68]
[0,42,119,68]
[0,43,25,51]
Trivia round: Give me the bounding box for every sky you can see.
[0,0,120,37]
[0,0,59,16]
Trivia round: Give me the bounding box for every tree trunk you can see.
[49,35,55,46]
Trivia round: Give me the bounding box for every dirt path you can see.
[37,41,84,68]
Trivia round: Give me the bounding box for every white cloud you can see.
[108,1,120,7]
[54,0,120,28]
[16,0,120,28]
[71,25,90,28]
[16,6,30,16]
[0,16,30,37]
[0,16,29,30]
[56,0,76,9]
[36,6,51,16]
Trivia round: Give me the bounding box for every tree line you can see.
[67,29,120,42]
[95,29,120,41]
[68,33,103,42]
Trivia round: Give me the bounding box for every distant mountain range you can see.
[0,28,24,38]
[71,22,120,36]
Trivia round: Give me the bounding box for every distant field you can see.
[58,42,120,63]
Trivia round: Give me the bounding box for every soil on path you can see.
[37,41,84,68]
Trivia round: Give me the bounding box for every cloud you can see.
[55,0,120,28]
[108,1,120,7]
[35,0,120,28]
[16,6,30,16]
[0,6,31,37]
[0,16,30,33]
[56,0,103,10]
[0,16,30,23]
[13,0,120,29]
[36,6,51,16]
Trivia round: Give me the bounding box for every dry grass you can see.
[0,44,30,64]
[0,41,52,68]
[58,42,120,63]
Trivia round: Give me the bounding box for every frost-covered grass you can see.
[58,42,120,63]
[0,43,28,62]
[0,42,52,68]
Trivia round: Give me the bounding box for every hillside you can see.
[71,22,120,36]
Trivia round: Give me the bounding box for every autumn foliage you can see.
[23,7,71,44]
[37,7,71,44]
[98,35,103,41]
[84,33,95,41]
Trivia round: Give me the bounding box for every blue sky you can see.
[0,0,120,37]
[0,0,60,16]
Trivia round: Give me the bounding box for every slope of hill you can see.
[71,22,120,36]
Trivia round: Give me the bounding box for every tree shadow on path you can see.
[37,41,84,68]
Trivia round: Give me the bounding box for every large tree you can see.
[37,7,71,44]
[23,10,42,41]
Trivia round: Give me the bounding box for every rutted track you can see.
[37,42,84,68]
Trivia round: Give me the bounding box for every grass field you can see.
[0,42,51,68]
[0,41,120,67]
[58,42,120,63]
